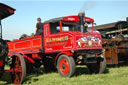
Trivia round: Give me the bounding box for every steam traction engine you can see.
[94,20,128,65]
[0,3,106,85]
[0,3,15,78]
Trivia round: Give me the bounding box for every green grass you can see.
[1,66,128,85]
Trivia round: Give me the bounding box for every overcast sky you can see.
[0,0,128,40]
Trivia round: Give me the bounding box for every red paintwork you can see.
[7,15,102,64]
[84,17,94,23]
[54,52,73,66]
[62,16,94,23]
[59,58,69,75]
[44,31,102,53]
[23,54,35,63]
[60,21,62,32]
[0,60,3,66]
[62,16,80,22]
[32,54,42,59]
[8,8,14,14]
[8,35,42,55]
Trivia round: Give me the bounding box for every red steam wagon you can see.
[0,3,106,85]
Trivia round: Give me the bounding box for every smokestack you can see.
[78,12,85,33]
[0,16,2,39]
[126,17,128,28]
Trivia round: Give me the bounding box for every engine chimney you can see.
[126,17,128,28]
[78,12,85,33]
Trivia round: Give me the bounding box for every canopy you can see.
[0,3,15,20]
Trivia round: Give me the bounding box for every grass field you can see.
[1,65,128,85]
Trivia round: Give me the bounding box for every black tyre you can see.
[9,54,26,84]
[0,39,8,60]
[57,55,75,77]
[87,55,106,74]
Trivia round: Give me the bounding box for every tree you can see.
[19,34,29,39]
[30,33,35,37]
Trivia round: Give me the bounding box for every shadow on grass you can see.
[0,73,12,85]
[23,67,45,84]
[74,66,90,76]
[0,67,45,85]
[0,66,109,84]
[107,62,128,68]
[74,66,109,77]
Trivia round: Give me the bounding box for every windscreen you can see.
[62,21,91,33]
[50,21,92,34]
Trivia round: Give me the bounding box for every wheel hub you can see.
[62,64,66,70]
[59,58,69,75]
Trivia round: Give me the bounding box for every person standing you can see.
[35,17,43,36]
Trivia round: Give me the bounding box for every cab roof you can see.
[0,3,15,20]
[44,15,94,24]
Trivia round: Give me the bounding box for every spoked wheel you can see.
[87,55,106,74]
[57,55,75,77]
[9,54,26,84]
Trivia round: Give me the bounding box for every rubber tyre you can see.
[87,55,106,74]
[57,55,75,77]
[10,54,26,84]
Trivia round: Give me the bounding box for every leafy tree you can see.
[19,34,29,39]
[30,33,35,37]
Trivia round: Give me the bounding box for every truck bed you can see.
[8,35,43,55]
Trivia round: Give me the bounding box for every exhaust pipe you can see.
[126,17,128,28]
[78,12,85,33]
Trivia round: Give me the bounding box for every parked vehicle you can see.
[94,19,128,66]
[0,3,106,85]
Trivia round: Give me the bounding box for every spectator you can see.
[35,17,43,36]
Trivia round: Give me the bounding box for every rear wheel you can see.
[57,55,75,77]
[87,55,106,74]
[9,54,26,84]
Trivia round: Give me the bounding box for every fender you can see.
[54,52,73,66]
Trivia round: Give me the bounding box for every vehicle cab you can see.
[43,13,102,55]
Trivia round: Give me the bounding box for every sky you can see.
[0,0,128,40]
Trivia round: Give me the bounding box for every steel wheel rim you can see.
[59,58,69,75]
[10,55,23,84]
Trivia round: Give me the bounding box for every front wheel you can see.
[87,55,106,74]
[57,55,75,77]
